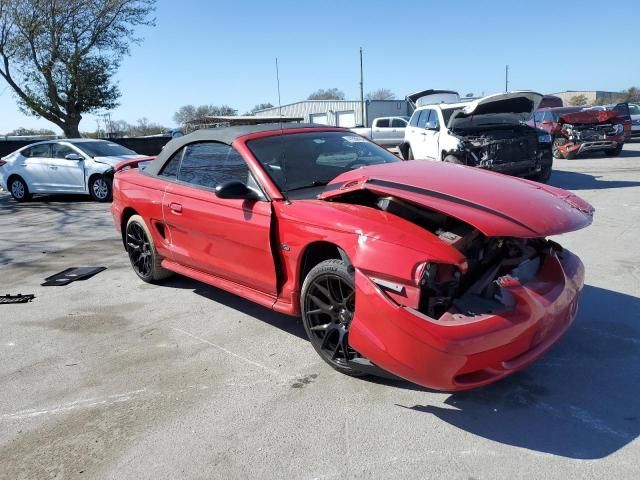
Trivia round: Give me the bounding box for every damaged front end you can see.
[554,110,624,159]
[319,167,593,389]
[447,125,552,179]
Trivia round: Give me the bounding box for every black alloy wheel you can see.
[126,221,153,280]
[301,259,364,376]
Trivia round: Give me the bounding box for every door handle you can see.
[169,202,183,214]
[49,166,58,170]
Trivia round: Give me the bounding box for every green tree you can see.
[307,88,345,100]
[0,0,156,138]
[569,94,589,106]
[365,88,396,101]
[173,104,238,125]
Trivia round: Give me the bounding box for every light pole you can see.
[360,47,365,126]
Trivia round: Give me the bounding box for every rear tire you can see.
[125,215,173,283]
[407,146,414,160]
[9,176,31,202]
[605,144,623,156]
[300,259,365,378]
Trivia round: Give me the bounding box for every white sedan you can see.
[0,139,149,202]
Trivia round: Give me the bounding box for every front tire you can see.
[9,176,31,202]
[300,259,365,377]
[90,175,112,202]
[125,215,173,283]
[531,163,552,183]
[606,144,623,156]
[552,138,567,159]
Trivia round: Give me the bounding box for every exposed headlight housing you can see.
[537,133,552,144]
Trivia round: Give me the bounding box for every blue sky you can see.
[1,0,638,134]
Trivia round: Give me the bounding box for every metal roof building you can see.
[253,100,412,128]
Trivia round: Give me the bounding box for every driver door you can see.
[161,141,278,296]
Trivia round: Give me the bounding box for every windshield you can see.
[441,107,463,125]
[74,142,137,157]
[247,131,400,193]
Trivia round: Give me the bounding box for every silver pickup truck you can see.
[351,116,408,147]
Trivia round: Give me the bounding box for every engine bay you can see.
[337,191,554,319]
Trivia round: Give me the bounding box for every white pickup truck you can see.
[351,116,408,147]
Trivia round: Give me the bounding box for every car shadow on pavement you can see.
[394,284,640,459]
[0,192,94,213]
[161,275,307,341]
[549,170,640,190]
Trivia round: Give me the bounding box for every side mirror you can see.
[215,180,260,200]
[65,153,84,161]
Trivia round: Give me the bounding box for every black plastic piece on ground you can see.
[0,294,35,304]
[41,267,107,286]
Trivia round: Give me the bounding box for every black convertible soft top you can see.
[144,123,340,176]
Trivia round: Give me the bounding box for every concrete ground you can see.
[1,143,639,479]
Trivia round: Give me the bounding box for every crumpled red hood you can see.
[319,161,594,238]
[559,110,620,125]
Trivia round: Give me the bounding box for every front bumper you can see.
[475,149,552,178]
[348,249,584,391]
[557,137,623,157]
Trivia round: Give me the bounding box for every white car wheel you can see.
[9,177,30,202]
[90,176,112,202]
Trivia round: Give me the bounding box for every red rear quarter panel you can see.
[112,170,169,257]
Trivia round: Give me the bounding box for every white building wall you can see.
[255,101,364,126]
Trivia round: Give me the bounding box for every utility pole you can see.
[505,64,509,92]
[359,47,365,127]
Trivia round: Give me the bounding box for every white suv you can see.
[400,91,554,182]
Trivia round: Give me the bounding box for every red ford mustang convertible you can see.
[111,124,594,390]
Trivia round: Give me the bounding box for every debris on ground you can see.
[41,267,107,286]
[0,294,35,304]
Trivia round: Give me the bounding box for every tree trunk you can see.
[62,115,82,138]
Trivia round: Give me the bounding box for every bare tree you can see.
[251,102,274,113]
[5,126,55,135]
[173,104,238,126]
[0,0,156,137]
[365,88,396,101]
[569,94,589,106]
[307,88,345,100]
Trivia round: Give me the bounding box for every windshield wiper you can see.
[284,180,329,192]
